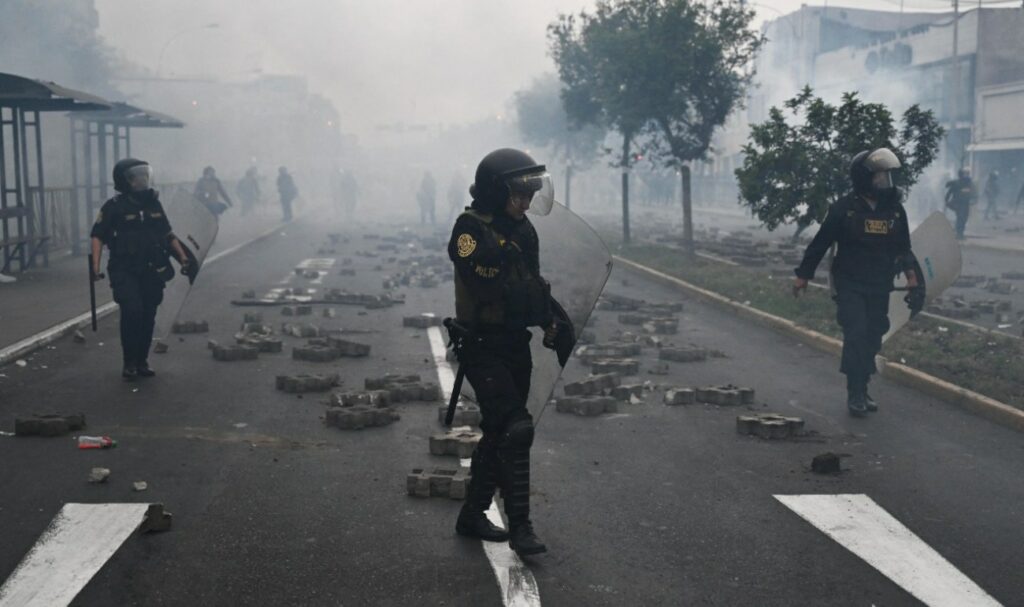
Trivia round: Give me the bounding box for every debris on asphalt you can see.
[153,340,169,354]
[325,405,400,430]
[88,467,110,483]
[695,386,755,406]
[15,413,86,437]
[406,468,470,500]
[811,453,842,475]
[563,373,622,397]
[15,359,27,367]
[133,481,148,492]
[438,403,481,426]
[282,304,313,316]
[365,374,441,402]
[211,343,259,361]
[556,396,619,416]
[275,373,341,393]
[141,503,173,533]
[663,388,696,405]
[429,427,482,457]
[736,413,805,439]
[658,346,709,363]
[73,330,86,343]
[77,435,116,449]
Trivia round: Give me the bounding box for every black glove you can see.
[904,286,925,318]
[180,259,198,285]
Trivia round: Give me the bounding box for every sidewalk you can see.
[0,212,283,354]
[961,212,1024,254]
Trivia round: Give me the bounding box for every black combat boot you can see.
[501,445,547,555]
[864,390,878,412]
[122,365,138,381]
[456,437,509,542]
[136,361,156,378]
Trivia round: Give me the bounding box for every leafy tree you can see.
[736,87,945,239]
[514,74,605,209]
[550,0,761,245]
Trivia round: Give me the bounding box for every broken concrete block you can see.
[153,340,168,354]
[325,337,371,357]
[281,322,320,338]
[736,414,804,439]
[133,481,148,492]
[643,318,679,335]
[243,312,263,323]
[171,320,209,334]
[281,305,313,317]
[329,390,392,408]
[235,334,283,353]
[141,504,173,533]
[406,468,471,500]
[73,330,86,343]
[403,314,444,329]
[696,385,752,406]
[658,347,708,363]
[292,344,341,362]
[14,413,86,437]
[325,405,399,430]
[366,374,421,389]
[429,427,482,458]
[211,344,259,361]
[322,308,336,318]
[663,388,695,406]
[611,384,644,401]
[590,358,639,376]
[275,373,340,393]
[811,453,841,474]
[556,396,618,416]
[438,403,482,426]
[88,467,110,484]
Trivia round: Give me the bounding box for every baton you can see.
[444,364,466,427]
[87,253,102,331]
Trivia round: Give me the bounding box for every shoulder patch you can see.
[456,233,477,258]
[94,212,103,224]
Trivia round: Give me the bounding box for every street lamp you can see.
[156,23,219,77]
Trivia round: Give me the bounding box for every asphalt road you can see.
[0,215,1021,606]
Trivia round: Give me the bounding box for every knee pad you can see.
[500,418,534,449]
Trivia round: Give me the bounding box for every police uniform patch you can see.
[474,265,499,278]
[457,233,476,258]
[864,219,889,234]
[94,212,102,224]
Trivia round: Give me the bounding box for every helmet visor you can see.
[124,164,153,190]
[508,172,554,216]
[872,170,895,190]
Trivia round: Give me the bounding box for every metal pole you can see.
[31,110,48,266]
[69,118,82,256]
[0,107,10,270]
[952,0,962,167]
[84,121,95,227]
[12,107,26,270]
[97,122,109,200]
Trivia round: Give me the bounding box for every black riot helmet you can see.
[470,148,553,215]
[113,158,152,193]
[850,148,901,195]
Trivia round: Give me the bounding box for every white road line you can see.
[0,503,151,607]
[427,324,542,607]
[775,494,1001,607]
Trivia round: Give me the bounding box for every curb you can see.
[0,222,287,368]
[613,254,1024,434]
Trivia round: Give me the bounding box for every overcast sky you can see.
[95,0,985,138]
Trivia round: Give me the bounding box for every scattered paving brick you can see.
[429,427,482,457]
[556,396,618,416]
[577,343,642,361]
[73,330,86,343]
[141,504,173,533]
[406,468,470,500]
[438,403,482,426]
[611,384,644,401]
[329,390,392,407]
[275,373,340,393]
[293,344,341,362]
[212,344,259,361]
[811,452,842,474]
[153,340,169,354]
[243,312,263,323]
[564,373,622,396]
[171,320,209,334]
[322,308,337,318]
[339,268,356,276]
[325,405,399,430]
[663,388,696,406]
[324,336,371,357]
[14,413,86,437]
[282,305,313,316]
[88,467,111,484]
[235,334,283,353]
[658,347,708,363]
[241,290,257,299]
[589,358,639,375]
[362,374,440,401]
[736,413,805,439]
[644,318,678,335]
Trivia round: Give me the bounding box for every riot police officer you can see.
[91,158,191,380]
[447,148,562,556]
[793,148,924,417]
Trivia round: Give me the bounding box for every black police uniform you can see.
[795,193,912,398]
[448,207,550,548]
[945,177,976,240]
[90,189,174,371]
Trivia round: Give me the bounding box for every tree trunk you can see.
[564,163,573,210]
[681,164,694,257]
[621,133,631,245]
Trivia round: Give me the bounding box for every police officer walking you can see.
[447,148,563,556]
[793,149,924,417]
[945,168,976,240]
[91,158,192,380]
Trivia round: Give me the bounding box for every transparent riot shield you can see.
[152,185,219,341]
[883,212,961,342]
[525,202,613,420]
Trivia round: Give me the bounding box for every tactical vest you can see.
[454,209,549,330]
